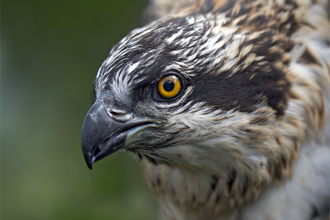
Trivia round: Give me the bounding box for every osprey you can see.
[81,0,330,219]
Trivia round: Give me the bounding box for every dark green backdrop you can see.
[1,0,158,219]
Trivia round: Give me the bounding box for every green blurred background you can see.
[1,0,158,219]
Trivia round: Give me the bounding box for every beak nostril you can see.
[109,109,132,122]
[110,109,128,116]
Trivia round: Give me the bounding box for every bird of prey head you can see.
[82,2,297,174]
[81,0,329,215]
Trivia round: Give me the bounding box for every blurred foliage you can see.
[1,0,158,219]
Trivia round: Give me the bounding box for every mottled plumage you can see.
[81,0,330,219]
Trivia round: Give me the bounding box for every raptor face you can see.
[82,13,294,175]
[81,0,330,218]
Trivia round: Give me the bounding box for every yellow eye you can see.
[158,75,181,98]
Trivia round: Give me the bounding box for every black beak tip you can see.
[82,139,94,170]
[87,162,93,170]
[83,152,93,170]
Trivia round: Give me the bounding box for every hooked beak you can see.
[81,101,160,169]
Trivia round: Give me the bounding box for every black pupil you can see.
[163,80,175,92]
